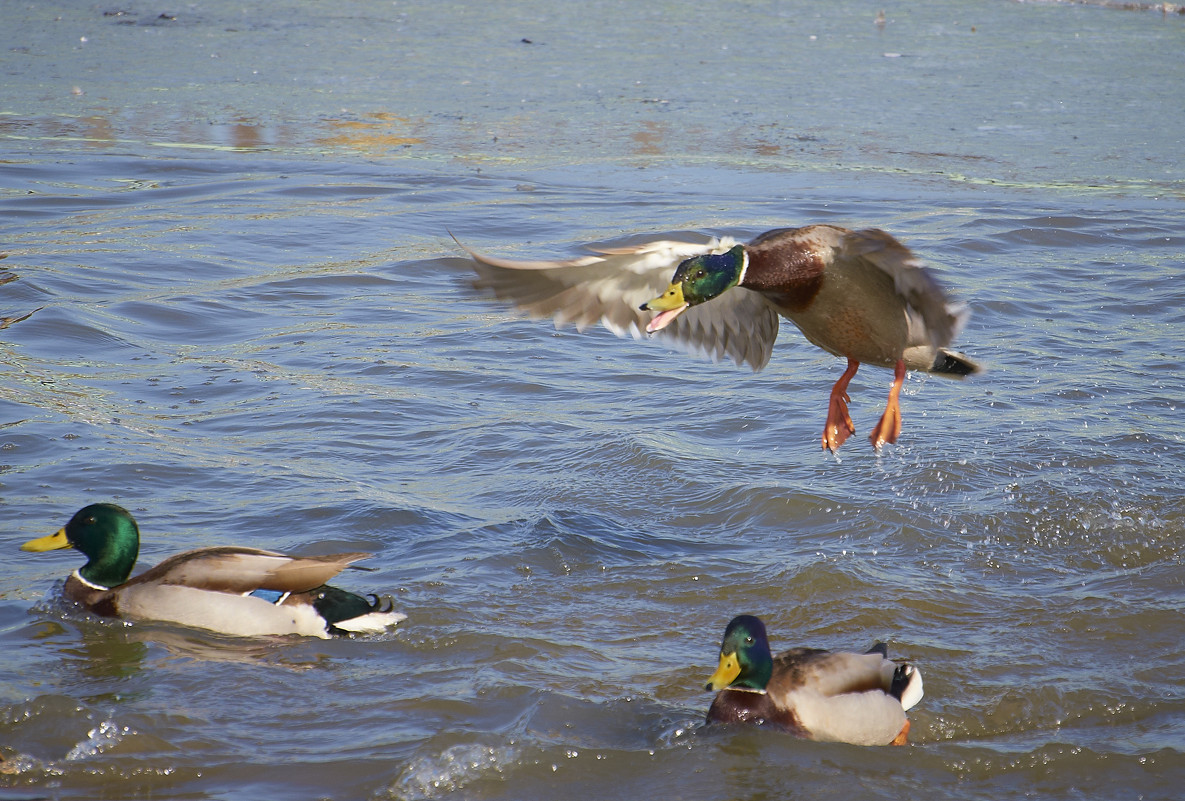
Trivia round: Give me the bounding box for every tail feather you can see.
[332,593,405,634]
[312,586,405,635]
[333,608,407,634]
[932,348,981,377]
[891,664,925,711]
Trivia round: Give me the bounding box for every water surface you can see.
[2,2,1183,799]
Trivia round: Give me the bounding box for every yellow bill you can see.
[641,283,689,333]
[21,528,71,552]
[705,651,741,691]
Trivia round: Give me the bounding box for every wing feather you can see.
[126,548,373,594]
[843,228,969,348]
[462,236,780,370]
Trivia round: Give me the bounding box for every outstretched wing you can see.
[462,236,780,371]
[128,547,373,594]
[842,228,969,348]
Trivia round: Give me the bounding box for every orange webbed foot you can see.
[823,391,855,451]
[869,359,906,450]
[890,719,910,746]
[822,359,860,452]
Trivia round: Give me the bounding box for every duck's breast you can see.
[707,689,803,733]
[782,262,910,367]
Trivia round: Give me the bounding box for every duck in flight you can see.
[463,224,979,451]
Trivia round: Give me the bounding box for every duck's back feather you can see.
[768,648,894,698]
[126,548,373,594]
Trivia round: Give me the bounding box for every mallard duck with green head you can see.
[704,615,923,746]
[463,225,979,450]
[21,503,406,638]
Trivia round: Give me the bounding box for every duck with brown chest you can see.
[464,224,979,451]
[21,503,406,639]
[703,615,924,746]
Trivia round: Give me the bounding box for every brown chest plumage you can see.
[741,229,828,313]
[706,689,804,734]
[63,573,120,617]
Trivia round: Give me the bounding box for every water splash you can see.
[388,741,521,800]
[65,718,132,761]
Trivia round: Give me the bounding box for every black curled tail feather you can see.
[367,593,397,613]
[889,664,916,701]
[932,348,981,377]
[311,585,376,627]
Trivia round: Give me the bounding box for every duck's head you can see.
[641,245,746,333]
[22,503,140,589]
[705,614,773,692]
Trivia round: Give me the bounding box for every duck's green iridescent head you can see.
[705,614,773,692]
[21,503,141,589]
[641,245,746,333]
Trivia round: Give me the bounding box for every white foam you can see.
[65,718,132,761]
[391,742,520,800]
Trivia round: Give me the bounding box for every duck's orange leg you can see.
[822,358,859,452]
[869,358,906,450]
[890,719,910,746]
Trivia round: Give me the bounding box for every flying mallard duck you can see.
[463,225,979,450]
[704,615,923,745]
[21,503,406,638]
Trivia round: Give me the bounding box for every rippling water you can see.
[2,2,1183,800]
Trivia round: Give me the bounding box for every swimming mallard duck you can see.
[463,225,979,450]
[704,615,923,746]
[21,503,406,639]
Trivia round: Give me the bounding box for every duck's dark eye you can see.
[695,270,706,279]
[83,516,96,525]
[745,636,753,644]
